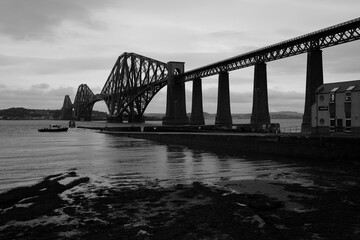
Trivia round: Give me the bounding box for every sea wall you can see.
[105,131,360,161]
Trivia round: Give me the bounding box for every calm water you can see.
[0,120,304,193]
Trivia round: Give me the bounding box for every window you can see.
[330,93,336,103]
[337,119,343,132]
[345,102,351,118]
[345,119,351,132]
[330,119,336,132]
[173,68,181,75]
[345,92,352,102]
[329,102,335,118]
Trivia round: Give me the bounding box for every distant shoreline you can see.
[0,107,303,121]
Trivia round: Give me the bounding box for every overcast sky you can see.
[0,0,359,114]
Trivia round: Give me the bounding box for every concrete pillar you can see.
[302,49,323,133]
[250,62,270,125]
[190,77,205,125]
[163,62,189,125]
[215,71,232,126]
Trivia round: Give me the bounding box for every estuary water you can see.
[0,119,305,193]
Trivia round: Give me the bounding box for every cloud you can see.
[323,42,360,76]
[31,83,50,89]
[0,0,118,40]
[207,31,245,40]
[34,57,115,75]
[0,54,114,75]
[0,54,24,66]
[0,86,75,110]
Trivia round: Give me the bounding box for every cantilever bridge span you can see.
[66,53,168,122]
[61,17,360,132]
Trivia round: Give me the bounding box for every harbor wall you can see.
[105,131,360,161]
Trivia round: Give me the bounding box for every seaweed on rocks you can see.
[1,171,360,240]
[0,171,89,225]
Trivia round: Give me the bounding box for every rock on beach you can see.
[1,171,360,240]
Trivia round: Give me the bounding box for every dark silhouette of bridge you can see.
[61,53,168,122]
[61,17,360,133]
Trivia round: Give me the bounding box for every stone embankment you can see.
[91,125,360,161]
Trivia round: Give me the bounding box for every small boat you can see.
[38,124,68,132]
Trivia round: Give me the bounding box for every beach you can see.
[1,164,360,240]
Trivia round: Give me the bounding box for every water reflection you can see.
[97,134,273,187]
[166,145,187,182]
[191,150,203,162]
[0,120,312,192]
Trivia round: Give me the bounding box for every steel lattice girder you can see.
[101,52,168,118]
[181,17,360,82]
[73,84,95,119]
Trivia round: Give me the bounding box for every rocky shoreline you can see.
[1,169,360,240]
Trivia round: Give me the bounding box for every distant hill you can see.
[0,107,61,120]
[269,111,303,119]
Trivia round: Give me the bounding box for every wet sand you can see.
[1,166,360,240]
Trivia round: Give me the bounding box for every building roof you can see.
[315,80,360,94]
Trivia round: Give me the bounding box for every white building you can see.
[312,80,360,134]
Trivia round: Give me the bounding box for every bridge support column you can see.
[190,77,205,125]
[302,49,323,133]
[163,62,189,125]
[251,62,270,125]
[215,71,232,126]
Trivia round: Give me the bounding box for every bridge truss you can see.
[181,17,360,82]
[73,53,168,121]
[100,52,168,121]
